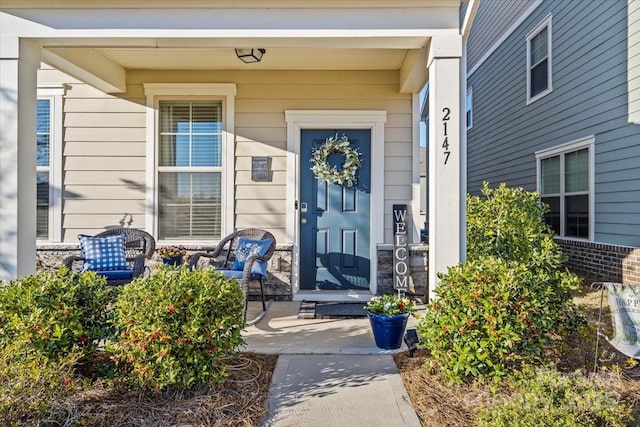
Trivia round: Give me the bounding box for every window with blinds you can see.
[158,101,223,240]
[36,99,51,240]
[527,15,552,103]
[539,146,590,239]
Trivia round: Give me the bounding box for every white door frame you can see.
[285,110,387,302]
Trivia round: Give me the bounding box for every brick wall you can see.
[555,238,640,285]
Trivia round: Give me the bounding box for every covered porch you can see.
[0,0,473,300]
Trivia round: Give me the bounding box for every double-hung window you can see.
[36,86,63,242]
[145,83,236,243]
[536,137,593,240]
[36,99,51,239]
[158,101,223,239]
[527,14,553,103]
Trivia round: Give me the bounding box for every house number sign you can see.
[442,107,451,165]
[393,204,409,291]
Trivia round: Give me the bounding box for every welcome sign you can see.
[393,204,409,291]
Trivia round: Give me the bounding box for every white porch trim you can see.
[0,38,40,281]
[284,110,387,301]
[427,35,464,301]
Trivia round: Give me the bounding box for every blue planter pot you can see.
[367,312,409,350]
[162,255,183,266]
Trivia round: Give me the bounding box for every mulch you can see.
[43,353,277,427]
[394,279,640,427]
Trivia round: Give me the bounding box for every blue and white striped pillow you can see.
[79,232,129,272]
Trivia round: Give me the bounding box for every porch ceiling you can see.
[3,0,462,93]
[88,47,409,71]
[40,39,432,93]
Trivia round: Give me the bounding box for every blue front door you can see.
[299,129,371,290]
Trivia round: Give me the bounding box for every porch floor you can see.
[243,301,423,355]
[244,301,424,427]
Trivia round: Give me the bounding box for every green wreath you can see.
[310,135,361,187]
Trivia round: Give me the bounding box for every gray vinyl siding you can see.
[630,0,640,122]
[467,0,640,247]
[465,0,538,70]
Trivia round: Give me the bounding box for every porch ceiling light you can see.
[235,48,266,63]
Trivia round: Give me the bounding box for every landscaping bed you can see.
[41,353,277,427]
[395,278,640,427]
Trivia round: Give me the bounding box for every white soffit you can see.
[97,47,408,70]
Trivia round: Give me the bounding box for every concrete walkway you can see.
[243,302,422,427]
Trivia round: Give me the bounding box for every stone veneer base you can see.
[36,243,430,301]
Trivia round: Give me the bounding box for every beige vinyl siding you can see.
[129,69,412,244]
[54,69,413,244]
[61,80,147,241]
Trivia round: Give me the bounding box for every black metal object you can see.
[404,328,419,357]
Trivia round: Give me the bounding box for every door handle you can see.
[300,218,308,224]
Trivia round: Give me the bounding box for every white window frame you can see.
[535,135,594,241]
[526,14,553,104]
[144,83,236,244]
[466,87,473,130]
[36,85,64,243]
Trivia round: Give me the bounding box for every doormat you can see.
[298,302,368,319]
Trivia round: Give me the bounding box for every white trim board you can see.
[37,84,65,243]
[285,110,387,300]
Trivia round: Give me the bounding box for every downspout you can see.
[459,0,479,261]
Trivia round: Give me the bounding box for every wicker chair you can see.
[188,228,276,324]
[63,227,156,286]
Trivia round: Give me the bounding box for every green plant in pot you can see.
[157,245,187,266]
[365,293,416,350]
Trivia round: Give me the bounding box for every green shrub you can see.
[418,258,581,382]
[466,182,561,265]
[0,341,82,426]
[418,183,582,382]
[0,268,116,361]
[476,368,635,427]
[109,266,245,389]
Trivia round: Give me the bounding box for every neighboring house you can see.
[1,1,475,301]
[459,0,640,284]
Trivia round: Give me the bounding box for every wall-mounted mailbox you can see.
[251,156,271,182]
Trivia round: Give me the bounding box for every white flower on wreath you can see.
[310,135,361,187]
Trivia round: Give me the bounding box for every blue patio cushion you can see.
[79,232,130,272]
[218,270,263,281]
[231,237,273,277]
[95,269,134,281]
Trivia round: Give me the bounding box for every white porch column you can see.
[427,35,464,300]
[0,38,40,281]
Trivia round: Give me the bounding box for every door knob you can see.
[301,218,308,224]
